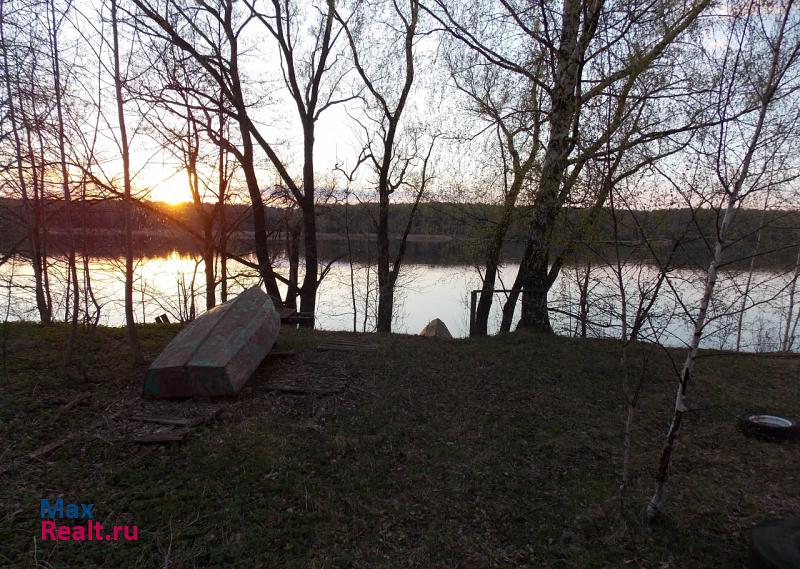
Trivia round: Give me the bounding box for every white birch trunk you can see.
[647,0,793,519]
[647,199,733,519]
[781,247,800,351]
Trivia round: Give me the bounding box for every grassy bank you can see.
[0,322,798,568]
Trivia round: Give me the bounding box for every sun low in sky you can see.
[144,169,192,205]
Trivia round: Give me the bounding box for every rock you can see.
[419,318,453,339]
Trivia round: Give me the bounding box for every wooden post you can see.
[469,290,478,337]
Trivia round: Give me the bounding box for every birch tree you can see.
[647,0,800,520]
[428,0,712,333]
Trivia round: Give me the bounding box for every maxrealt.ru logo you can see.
[40,499,138,541]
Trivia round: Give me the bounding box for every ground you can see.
[0,322,798,568]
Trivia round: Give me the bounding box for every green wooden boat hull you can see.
[143,287,280,398]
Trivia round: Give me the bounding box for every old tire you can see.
[738,411,800,442]
[748,517,800,569]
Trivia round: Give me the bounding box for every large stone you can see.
[419,318,453,339]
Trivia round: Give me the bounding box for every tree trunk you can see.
[345,198,358,332]
[0,4,50,324]
[515,0,585,332]
[298,122,318,325]
[49,0,80,367]
[219,204,228,303]
[378,280,395,333]
[284,218,301,310]
[219,234,227,303]
[238,137,281,302]
[499,240,533,333]
[517,239,553,332]
[203,222,215,312]
[217,112,228,304]
[647,4,786,516]
[31,91,53,321]
[223,14,281,303]
[609,190,628,342]
[647,229,723,520]
[578,263,591,338]
[21,97,51,324]
[781,247,800,351]
[111,0,145,365]
[735,198,768,350]
[340,1,420,334]
[474,177,524,336]
[376,191,392,333]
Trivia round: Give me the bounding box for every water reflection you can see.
[0,248,795,352]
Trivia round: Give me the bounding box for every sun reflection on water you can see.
[0,251,794,349]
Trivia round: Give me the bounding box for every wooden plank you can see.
[317,343,377,352]
[130,415,203,427]
[265,380,345,395]
[278,307,296,320]
[285,313,314,325]
[130,430,190,444]
[264,350,296,359]
[28,438,72,460]
[278,309,314,324]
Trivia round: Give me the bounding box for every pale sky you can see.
[112,2,451,206]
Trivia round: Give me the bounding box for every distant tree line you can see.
[2,196,799,266]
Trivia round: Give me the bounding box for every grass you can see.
[0,322,799,568]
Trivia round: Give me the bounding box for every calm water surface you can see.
[1,251,796,352]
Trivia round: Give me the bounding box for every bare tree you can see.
[735,190,772,350]
[111,0,145,364]
[130,0,353,321]
[647,0,800,520]
[139,51,225,311]
[442,26,546,336]
[0,0,52,324]
[781,246,800,350]
[428,0,711,333]
[47,0,82,368]
[242,0,350,319]
[337,0,439,332]
[129,0,290,303]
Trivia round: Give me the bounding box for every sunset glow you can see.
[3,1,800,565]
[146,169,192,205]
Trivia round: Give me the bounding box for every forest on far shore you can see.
[1,197,798,268]
[0,198,800,267]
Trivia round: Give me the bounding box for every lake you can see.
[1,248,797,352]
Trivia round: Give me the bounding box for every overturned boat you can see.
[143,287,280,398]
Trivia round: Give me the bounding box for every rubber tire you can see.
[748,517,800,569]
[738,411,800,442]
